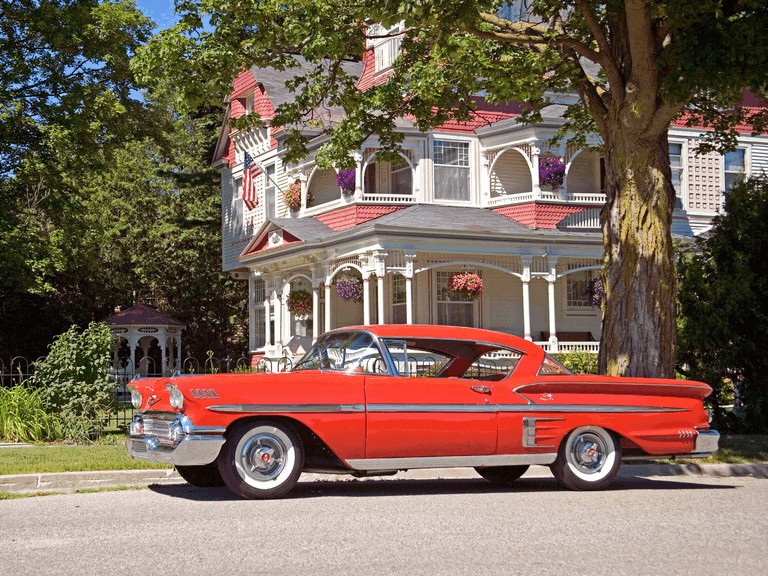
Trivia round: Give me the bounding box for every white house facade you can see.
[212,51,768,367]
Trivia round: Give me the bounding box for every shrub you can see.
[0,384,63,442]
[553,352,599,374]
[33,322,115,440]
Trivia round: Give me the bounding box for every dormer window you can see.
[370,22,404,73]
[245,92,255,114]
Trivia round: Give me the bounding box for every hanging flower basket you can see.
[539,156,566,190]
[335,273,363,302]
[336,169,356,194]
[588,277,604,307]
[286,289,312,317]
[284,181,302,211]
[448,271,483,301]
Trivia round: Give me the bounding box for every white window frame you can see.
[723,147,748,194]
[391,274,407,324]
[565,268,598,312]
[434,270,479,327]
[263,163,276,219]
[668,140,687,210]
[432,139,472,203]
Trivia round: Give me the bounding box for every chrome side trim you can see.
[206,403,366,414]
[367,404,687,414]
[522,417,565,448]
[346,453,557,471]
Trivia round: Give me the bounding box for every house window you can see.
[433,140,470,201]
[392,274,407,324]
[566,269,596,309]
[724,149,746,192]
[264,164,276,218]
[245,92,254,114]
[391,158,412,195]
[375,36,402,72]
[435,270,477,327]
[669,143,684,208]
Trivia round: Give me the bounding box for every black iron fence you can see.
[1,353,256,435]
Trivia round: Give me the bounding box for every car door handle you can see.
[470,385,491,395]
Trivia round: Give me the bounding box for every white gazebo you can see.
[105,304,185,377]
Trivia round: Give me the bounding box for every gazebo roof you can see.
[104,304,185,328]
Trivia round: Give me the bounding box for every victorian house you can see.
[212,34,768,366]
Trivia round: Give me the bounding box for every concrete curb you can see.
[1,463,766,495]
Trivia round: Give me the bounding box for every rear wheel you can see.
[175,463,225,487]
[218,420,304,500]
[551,426,622,490]
[474,465,529,484]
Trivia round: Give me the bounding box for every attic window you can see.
[245,92,255,114]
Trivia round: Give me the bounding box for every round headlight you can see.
[167,383,184,410]
[128,386,142,409]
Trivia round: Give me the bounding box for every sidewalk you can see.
[1,463,766,495]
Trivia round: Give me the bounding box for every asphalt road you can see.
[1,474,766,576]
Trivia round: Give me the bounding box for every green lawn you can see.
[0,443,171,475]
[0,434,765,476]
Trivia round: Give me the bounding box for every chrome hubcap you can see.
[240,434,286,481]
[571,433,606,473]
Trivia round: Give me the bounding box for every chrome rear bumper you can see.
[691,429,720,455]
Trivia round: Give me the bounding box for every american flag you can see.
[242,151,261,210]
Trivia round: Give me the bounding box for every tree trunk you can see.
[599,128,677,378]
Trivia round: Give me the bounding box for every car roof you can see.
[330,324,545,364]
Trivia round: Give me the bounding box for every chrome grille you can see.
[142,412,178,440]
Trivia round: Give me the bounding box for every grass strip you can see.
[0,444,171,475]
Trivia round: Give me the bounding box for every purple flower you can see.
[588,277,604,307]
[336,169,356,193]
[539,156,566,189]
[335,273,364,302]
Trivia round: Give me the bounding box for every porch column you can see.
[263,296,272,347]
[547,257,559,352]
[374,252,388,324]
[531,146,541,198]
[353,151,363,199]
[160,333,167,376]
[324,280,332,332]
[176,336,182,372]
[312,282,321,340]
[248,275,256,351]
[273,289,282,347]
[405,253,416,324]
[299,172,309,210]
[362,274,372,325]
[282,280,291,343]
[522,256,532,341]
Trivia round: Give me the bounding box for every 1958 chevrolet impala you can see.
[126,325,719,499]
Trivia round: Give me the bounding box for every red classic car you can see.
[126,325,719,499]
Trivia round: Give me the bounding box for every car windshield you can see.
[292,331,388,374]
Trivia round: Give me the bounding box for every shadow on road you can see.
[148,474,736,501]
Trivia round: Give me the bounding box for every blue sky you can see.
[135,0,179,30]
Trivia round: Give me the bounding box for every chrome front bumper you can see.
[126,413,225,466]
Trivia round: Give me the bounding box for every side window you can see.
[669,143,684,208]
[463,350,522,380]
[724,149,746,193]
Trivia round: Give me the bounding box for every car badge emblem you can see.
[147,394,159,406]
[540,393,554,402]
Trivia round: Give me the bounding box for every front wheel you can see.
[474,465,529,484]
[551,426,622,490]
[218,420,304,500]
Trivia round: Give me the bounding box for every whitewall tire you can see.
[551,426,622,490]
[218,420,304,499]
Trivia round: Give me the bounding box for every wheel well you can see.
[224,416,347,471]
